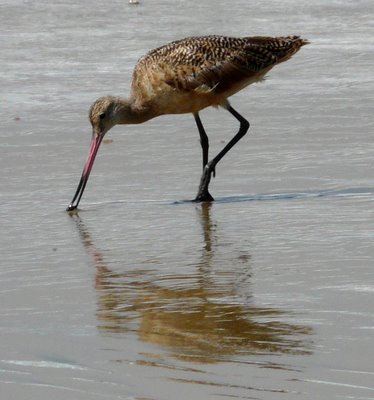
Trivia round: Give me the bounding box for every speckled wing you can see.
[132,35,307,99]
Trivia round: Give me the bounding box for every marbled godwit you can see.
[67,35,308,211]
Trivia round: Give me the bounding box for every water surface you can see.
[1,0,374,399]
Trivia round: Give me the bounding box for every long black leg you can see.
[194,103,250,202]
[194,112,209,170]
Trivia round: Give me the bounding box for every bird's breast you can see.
[133,72,224,115]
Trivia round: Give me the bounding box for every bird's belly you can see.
[136,66,271,117]
[155,69,271,114]
[153,88,220,115]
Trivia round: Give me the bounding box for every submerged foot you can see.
[195,161,216,202]
[194,191,215,202]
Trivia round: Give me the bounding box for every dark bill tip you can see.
[66,134,103,212]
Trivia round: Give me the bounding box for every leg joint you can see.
[236,117,250,139]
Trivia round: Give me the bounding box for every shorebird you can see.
[67,35,308,211]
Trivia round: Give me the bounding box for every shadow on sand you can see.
[172,186,374,205]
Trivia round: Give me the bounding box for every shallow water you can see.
[1,0,374,399]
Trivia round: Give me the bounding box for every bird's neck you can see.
[114,97,154,125]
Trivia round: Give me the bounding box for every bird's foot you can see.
[194,191,214,202]
[194,161,216,202]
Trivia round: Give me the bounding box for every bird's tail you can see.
[247,35,309,65]
[275,36,309,63]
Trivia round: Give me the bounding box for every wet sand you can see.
[1,0,374,399]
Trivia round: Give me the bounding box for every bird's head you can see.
[89,96,119,137]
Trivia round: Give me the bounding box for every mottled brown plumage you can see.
[130,35,308,115]
[67,35,308,210]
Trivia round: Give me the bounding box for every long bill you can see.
[66,133,104,211]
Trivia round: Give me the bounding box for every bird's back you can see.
[130,35,308,115]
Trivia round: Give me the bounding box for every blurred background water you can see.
[1,0,373,399]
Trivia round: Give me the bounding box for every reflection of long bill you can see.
[67,134,104,211]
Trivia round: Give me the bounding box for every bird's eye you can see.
[99,112,106,120]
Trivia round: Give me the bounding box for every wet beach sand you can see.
[1,0,373,399]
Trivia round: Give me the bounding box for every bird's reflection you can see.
[70,204,312,363]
